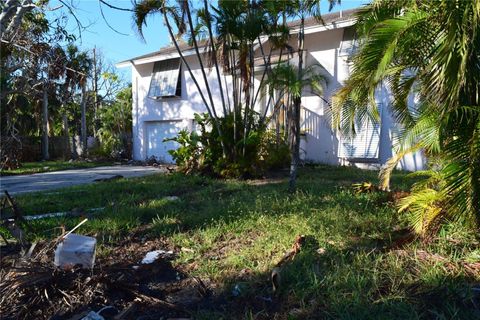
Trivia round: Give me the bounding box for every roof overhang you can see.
[116,47,203,68]
[116,17,357,69]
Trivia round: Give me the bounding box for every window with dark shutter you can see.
[148,58,182,99]
[338,105,382,160]
[339,27,358,57]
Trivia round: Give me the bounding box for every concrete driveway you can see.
[0,166,166,195]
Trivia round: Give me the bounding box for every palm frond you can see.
[379,142,421,191]
[398,187,444,235]
[132,0,164,41]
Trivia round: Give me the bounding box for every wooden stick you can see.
[62,218,88,239]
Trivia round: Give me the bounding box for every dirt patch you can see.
[0,236,208,320]
[1,231,315,319]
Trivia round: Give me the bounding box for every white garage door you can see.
[145,121,186,163]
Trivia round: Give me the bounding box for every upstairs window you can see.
[339,26,358,57]
[148,58,182,99]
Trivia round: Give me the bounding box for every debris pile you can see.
[0,237,209,320]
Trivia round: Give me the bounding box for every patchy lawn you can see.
[2,165,479,319]
[0,160,114,176]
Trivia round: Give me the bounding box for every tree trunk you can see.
[42,85,49,160]
[203,0,227,116]
[81,82,87,156]
[0,0,35,39]
[62,111,71,159]
[242,44,254,156]
[185,4,217,118]
[93,47,99,138]
[184,3,228,158]
[289,17,305,192]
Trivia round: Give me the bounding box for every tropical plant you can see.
[97,86,132,159]
[133,0,290,175]
[167,112,290,177]
[262,62,327,149]
[134,0,229,157]
[333,0,480,233]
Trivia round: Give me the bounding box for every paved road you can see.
[0,166,166,195]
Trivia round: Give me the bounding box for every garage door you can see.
[145,121,186,163]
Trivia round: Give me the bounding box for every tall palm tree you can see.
[333,0,480,233]
[134,0,228,157]
[63,45,92,156]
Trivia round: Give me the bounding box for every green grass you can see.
[5,165,480,319]
[0,160,114,176]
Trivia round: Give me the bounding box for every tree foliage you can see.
[96,86,132,159]
[133,0,334,179]
[1,2,128,168]
[333,0,480,233]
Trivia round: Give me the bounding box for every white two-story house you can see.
[117,8,425,171]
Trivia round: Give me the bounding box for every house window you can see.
[339,26,358,57]
[148,58,182,99]
[338,105,382,160]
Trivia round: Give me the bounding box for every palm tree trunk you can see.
[62,110,71,159]
[81,81,87,156]
[242,43,254,156]
[252,36,272,108]
[289,17,305,192]
[160,11,207,110]
[260,47,284,123]
[42,84,49,160]
[203,0,227,117]
[229,38,238,159]
[184,3,227,158]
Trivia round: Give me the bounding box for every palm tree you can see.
[263,63,327,166]
[333,0,480,233]
[277,0,339,191]
[134,0,228,157]
[63,45,92,157]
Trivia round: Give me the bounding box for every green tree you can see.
[133,0,284,172]
[97,86,132,158]
[333,0,480,234]
[0,6,77,167]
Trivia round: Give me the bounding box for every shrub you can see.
[167,112,290,178]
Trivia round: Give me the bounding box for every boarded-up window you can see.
[148,58,181,98]
[339,27,358,57]
[338,107,382,159]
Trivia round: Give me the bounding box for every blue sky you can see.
[50,0,368,82]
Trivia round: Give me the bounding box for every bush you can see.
[167,112,290,178]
